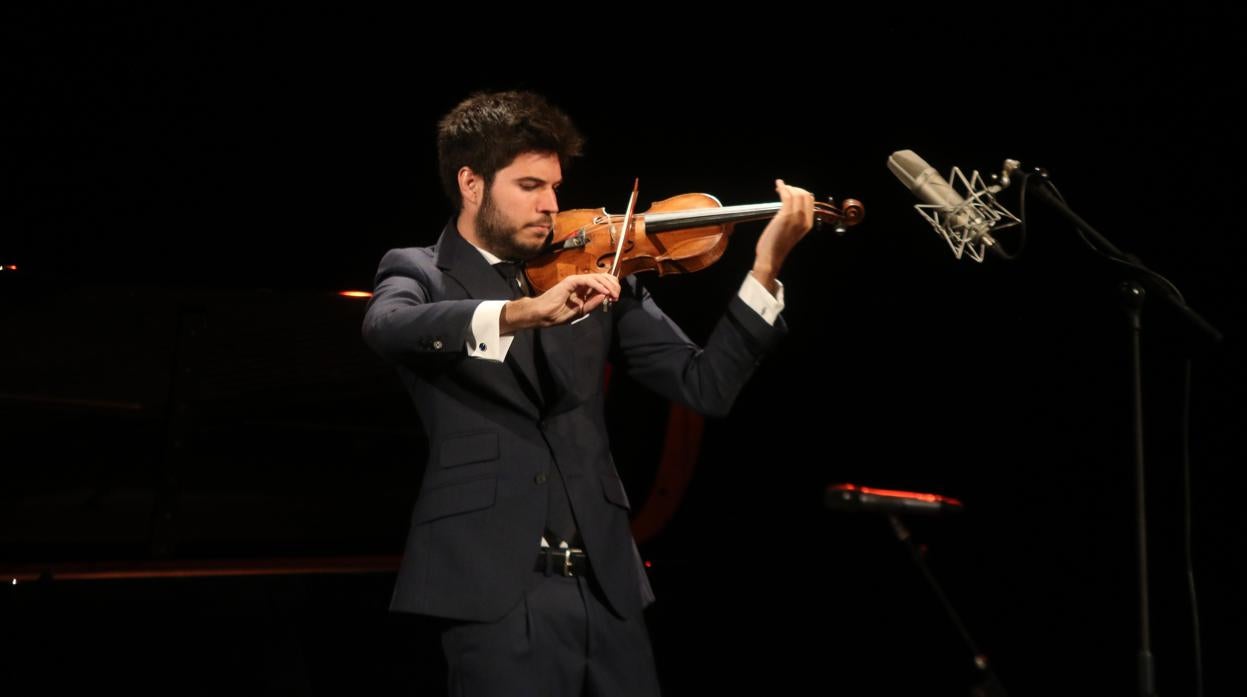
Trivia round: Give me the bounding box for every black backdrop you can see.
[3,7,1245,696]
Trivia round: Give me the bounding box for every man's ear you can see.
[458,167,482,206]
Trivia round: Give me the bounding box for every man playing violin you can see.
[362,89,814,696]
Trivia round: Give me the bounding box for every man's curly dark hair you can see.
[437,90,584,210]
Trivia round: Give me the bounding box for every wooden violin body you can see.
[524,192,864,294]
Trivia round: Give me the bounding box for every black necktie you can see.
[494,262,539,388]
[494,261,526,300]
[494,262,578,545]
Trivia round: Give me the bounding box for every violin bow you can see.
[602,177,640,313]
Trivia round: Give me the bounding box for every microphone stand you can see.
[1021,177,1222,697]
[886,514,1009,697]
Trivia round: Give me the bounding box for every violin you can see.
[523,190,864,294]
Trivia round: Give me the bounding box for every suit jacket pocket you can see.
[438,431,499,468]
[600,473,632,511]
[412,475,497,524]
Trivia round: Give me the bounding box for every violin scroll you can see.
[816,197,865,235]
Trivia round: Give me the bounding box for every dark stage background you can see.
[3,7,1245,696]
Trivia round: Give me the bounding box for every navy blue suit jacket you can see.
[362,220,785,622]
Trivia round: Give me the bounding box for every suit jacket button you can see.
[534,473,548,484]
[432,339,443,350]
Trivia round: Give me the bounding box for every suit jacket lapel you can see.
[433,221,545,411]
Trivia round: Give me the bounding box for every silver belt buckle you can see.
[562,547,584,577]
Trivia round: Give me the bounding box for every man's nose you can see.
[539,188,558,214]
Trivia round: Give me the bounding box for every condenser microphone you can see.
[887,149,1022,262]
[888,149,995,243]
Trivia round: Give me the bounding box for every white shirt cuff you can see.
[738,274,784,326]
[466,300,515,361]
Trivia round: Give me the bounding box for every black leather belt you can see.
[536,547,589,577]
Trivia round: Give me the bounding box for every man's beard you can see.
[476,188,549,262]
